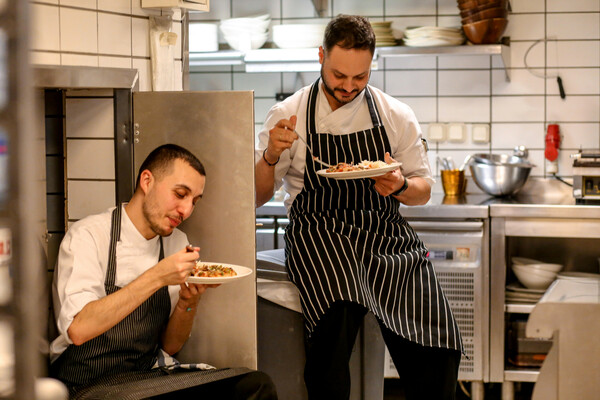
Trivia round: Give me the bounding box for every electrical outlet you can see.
[472,124,490,143]
[447,123,466,142]
[427,123,446,142]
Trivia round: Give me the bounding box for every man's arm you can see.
[372,153,431,205]
[255,115,298,207]
[67,248,198,346]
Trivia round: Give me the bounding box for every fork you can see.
[292,130,333,168]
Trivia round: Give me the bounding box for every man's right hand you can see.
[156,246,199,286]
[265,115,298,162]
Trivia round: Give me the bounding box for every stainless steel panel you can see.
[504,218,600,239]
[34,65,139,90]
[132,90,257,369]
[490,217,507,383]
[490,204,600,219]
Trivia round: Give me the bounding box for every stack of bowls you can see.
[370,21,397,47]
[220,14,270,52]
[511,257,562,290]
[457,0,509,44]
[272,24,326,49]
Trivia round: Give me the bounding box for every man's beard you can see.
[142,196,174,237]
[320,68,365,107]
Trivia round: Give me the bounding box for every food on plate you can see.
[326,160,389,173]
[191,262,237,278]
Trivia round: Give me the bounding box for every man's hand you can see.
[264,115,298,163]
[155,246,200,286]
[372,152,405,197]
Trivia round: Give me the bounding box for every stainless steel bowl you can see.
[470,161,534,196]
[472,153,526,165]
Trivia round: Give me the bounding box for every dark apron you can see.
[284,80,462,352]
[51,205,252,399]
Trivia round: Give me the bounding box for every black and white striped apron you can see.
[51,205,171,389]
[51,206,254,398]
[284,80,462,352]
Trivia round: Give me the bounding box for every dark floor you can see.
[383,379,535,400]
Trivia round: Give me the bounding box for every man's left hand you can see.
[372,152,405,197]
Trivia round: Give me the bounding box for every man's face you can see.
[142,159,205,237]
[319,45,372,110]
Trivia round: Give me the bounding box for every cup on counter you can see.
[441,169,466,196]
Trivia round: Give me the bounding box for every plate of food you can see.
[186,262,253,284]
[316,161,402,180]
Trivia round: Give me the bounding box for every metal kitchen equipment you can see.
[571,149,600,203]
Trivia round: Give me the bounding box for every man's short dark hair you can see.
[323,14,376,55]
[135,143,206,189]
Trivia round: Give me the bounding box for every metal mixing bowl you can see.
[469,159,534,196]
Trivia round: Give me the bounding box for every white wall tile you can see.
[383,56,437,70]
[439,70,490,96]
[60,8,98,53]
[98,13,132,56]
[233,72,281,97]
[98,0,131,14]
[510,0,545,13]
[67,180,115,220]
[547,95,600,122]
[438,16,461,28]
[60,0,96,9]
[30,51,61,65]
[546,68,599,95]
[439,97,490,122]
[132,58,152,91]
[438,0,460,15]
[188,1,231,21]
[67,139,115,179]
[332,0,383,16]
[232,0,280,19]
[282,0,323,18]
[547,14,600,40]
[491,123,545,149]
[492,69,546,95]
[99,56,133,68]
[438,55,490,69]
[504,13,545,41]
[397,97,437,123]
[188,72,232,91]
[547,40,600,67]
[501,41,545,69]
[385,70,437,96]
[61,54,99,66]
[386,0,436,16]
[369,71,384,91]
[132,17,150,57]
[66,98,114,138]
[255,98,278,122]
[557,123,600,149]
[492,96,545,122]
[547,0,600,12]
[31,4,60,51]
[282,71,320,91]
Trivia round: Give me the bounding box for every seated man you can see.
[50,144,277,399]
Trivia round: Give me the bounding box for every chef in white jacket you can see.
[255,14,462,400]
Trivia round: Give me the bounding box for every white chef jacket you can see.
[255,82,433,210]
[50,205,188,362]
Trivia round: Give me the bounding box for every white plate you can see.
[316,162,402,180]
[557,272,600,282]
[186,263,253,284]
[506,282,546,294]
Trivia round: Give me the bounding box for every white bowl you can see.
[220,16,271,32]
[512,264,557,290]
[272,24,326,48]
[223,32,268,51]
[517,263,563,273]
[512,257,543,265]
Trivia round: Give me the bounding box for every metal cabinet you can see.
[489,205,600,399]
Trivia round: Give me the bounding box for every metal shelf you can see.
[505,303,536,314]
[188,43,510,76]
[504,368,539,382]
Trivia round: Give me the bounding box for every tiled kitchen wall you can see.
[30,1,184,223]
[189,0,600,191]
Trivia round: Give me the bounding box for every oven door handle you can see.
[408,220,484,232]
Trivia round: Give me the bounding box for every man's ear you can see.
[139,169,153,194]
[318,46,324,65]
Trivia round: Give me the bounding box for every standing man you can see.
[255,15,462,400]
[51,144,277,399]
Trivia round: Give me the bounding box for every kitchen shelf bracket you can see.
[310,0,328,17]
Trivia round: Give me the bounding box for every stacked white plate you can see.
[220,14,270,52]
[505,282,546,304]
[272,24,326,49]
[371,21,397,47]
[403,26,465,47]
